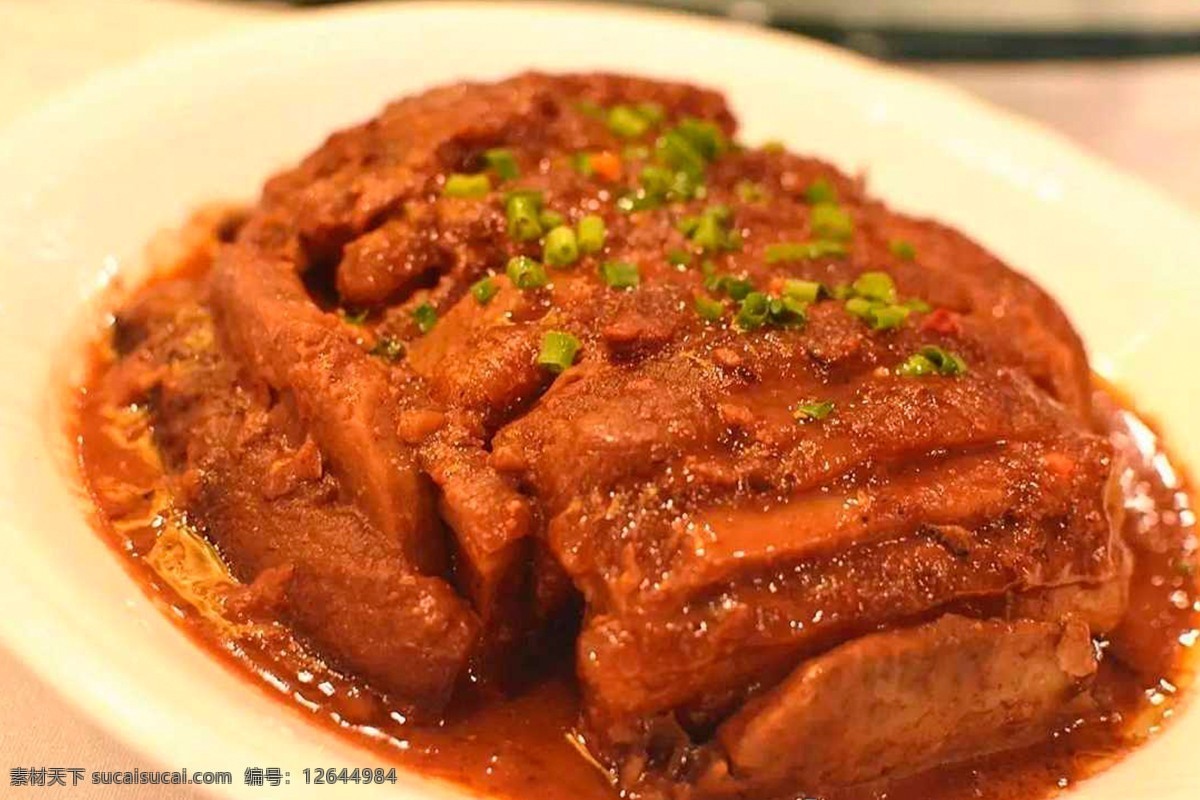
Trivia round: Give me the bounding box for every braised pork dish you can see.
[76,73,1198,800]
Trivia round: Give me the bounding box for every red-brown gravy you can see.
[73,275,1198,800]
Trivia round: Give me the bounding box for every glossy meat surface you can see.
[94,73,1127,797]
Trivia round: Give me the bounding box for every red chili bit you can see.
[920,308,961,335]
[589,151,623,182]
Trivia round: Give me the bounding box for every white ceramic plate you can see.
[1,3,1198,798]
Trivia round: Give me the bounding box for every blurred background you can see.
[4,0,1198,212]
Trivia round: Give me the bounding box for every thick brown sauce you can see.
[72,263,1198,800]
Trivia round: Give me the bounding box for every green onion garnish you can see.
[896,346,967,377]
[483,149,520,181]
[412,303,438,334]
[737,180,767,203]
[889,239,917,261]
[845,298,909,331]
[570,152,594,176]
[768,295,808,328]
[622,144,651,161]
[810,203,854,242]
[539,209,565,230]
[538,331,580,374]
[674,117,727,161]
[443,173,491,199]
[600,261,640,289]
[370,337,404,362]
[471,276,498,305]
[543,226,580,268]
[782,280,827,304]
[736,292,771,330]
[341,308,369,326]
[804,178,837,205]
[850,271,897,303]
[506,256,548,289]
[607,105,651,139]
[636,102,666,126]
[505,191,544,242]
[695,294,725,322]
[765,240,848,263]
[793,400,835,422]
[679,205,740,253]
[707,274,754,301]
[656,130,706,178]
[577,214,607,254]
[667,249,692,267]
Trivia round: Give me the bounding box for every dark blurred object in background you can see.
[279,0,1200,61]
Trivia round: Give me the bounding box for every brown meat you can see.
[100,72,1130,796]
[103,276,479,713]
[699,615,1097,795]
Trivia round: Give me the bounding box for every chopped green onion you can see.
[505,191,544,242]
[577,214,607,254]
[622,144,651,161]
[539,209,565,230]
[903,297,932,313]
[656,130,706,177]
[810,203,854,242]
[869,305,910,329]
[506,256,548,289]
[708,274,754,301]
[600,261,640,289]
[680,205,739,253]
[804,178,838,205]
[443,173,491,199]
[471,276,498,305]
[538,331,580,374]
[761,140,785,154]
[896,346,967,377]
[483,148,520,181]
[341,308,369,326]
[695,294,725,322]
[674,117,727,162]
[764,240,848,263]
[412,303,438,334]
[736,292,771,330]
[889,239,917,261]
[667,248,692,267]
[636,102,666,126]
[850,271,897,303]
[736,180,767,203]
[570,152,594,176]
[768,295,808,328]
[793,400,835,422]
[782,280,827,304]
[543,226,580,268]
[370,336,404,362]
[845,296,910,331]
[607,105,651,139]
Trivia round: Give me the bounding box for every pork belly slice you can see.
[696,615,1097,795]
[196,443,479,712]
[104,278,479,710]
[571,435,1119,743]
[495,352,1091,604]
[212,244,443,573]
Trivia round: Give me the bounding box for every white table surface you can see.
[3,1,1199,797]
